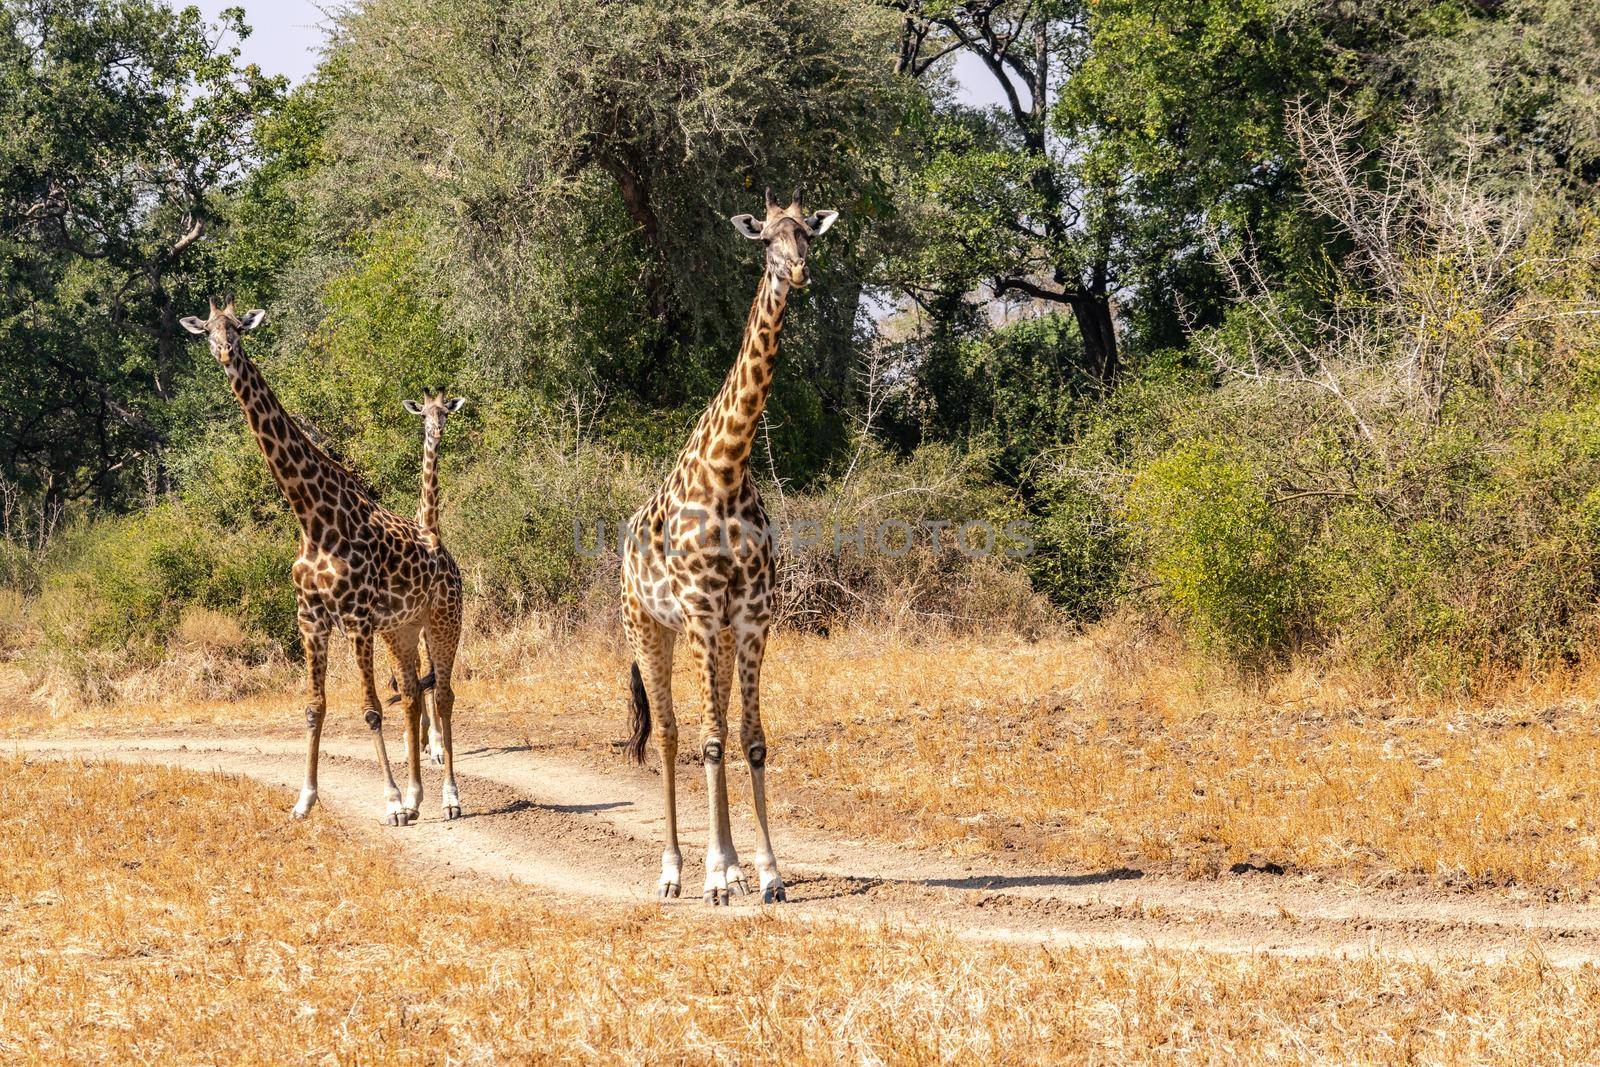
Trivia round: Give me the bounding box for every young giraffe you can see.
[180,299,466,825]
[398,389,467,767]
[622,188,838,905]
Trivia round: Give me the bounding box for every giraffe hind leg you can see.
[624,603,679,897]
[424,614,463,819]
[711,626,749,900]
[355,629,408,825]
[692,621,744,905]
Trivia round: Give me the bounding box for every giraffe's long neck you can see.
[682,270,789,489]
[417,425,443,542]
[223,345,351,532]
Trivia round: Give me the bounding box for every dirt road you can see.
[15,735,1600,965]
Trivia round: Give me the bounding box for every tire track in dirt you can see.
[15,735,1600,965]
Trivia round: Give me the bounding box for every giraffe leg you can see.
[425,614,463,819]
[384,629,426,823]
[292,613,329,819]
[686,618,740,905]
[713,626,750,898]
[354,629,407,825]
[625,605,679,897]
[735,621,784,903]
[425,692,445,766]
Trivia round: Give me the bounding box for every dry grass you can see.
[10,613,1600,897]
[4,756,1600,1064]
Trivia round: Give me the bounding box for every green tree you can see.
[890,0,1125,384]
[311,0,916,436]
[0,0,281,505]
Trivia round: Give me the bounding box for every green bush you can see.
[442,438,658,615]
[1028,371,1202,621]
[1125,439,1307,659]
[36,504,298,671]
[1311,402,1600,687]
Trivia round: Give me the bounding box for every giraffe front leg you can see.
[355,630,408,825]
[690,621,742,905]
[386,630,428,822]
[737,621,784,903]
[294,615,329,819]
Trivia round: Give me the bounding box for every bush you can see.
[442,437,658,617]
[1029,371,1202,621]
[35,504,298,681]
[1312,402,1600,687]
[1125,439,1307,660]
[774,441,1049,633]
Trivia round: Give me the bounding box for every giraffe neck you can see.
[417,425,443,541]
[682,270,789,487]
[223,344,354,531]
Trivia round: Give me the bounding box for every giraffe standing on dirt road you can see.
[181,299,466,826]
[398,389,467,768]
[621,189,838,905]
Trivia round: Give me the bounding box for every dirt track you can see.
[15,734,1600,966]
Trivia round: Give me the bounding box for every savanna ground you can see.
[11,617,1600,1062]
[13,615,1600,896]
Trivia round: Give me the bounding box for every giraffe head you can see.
[180,297,266,365]
[402,390,466,441]
[730,187,838,289]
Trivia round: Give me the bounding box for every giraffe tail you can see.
[625,661,650,764]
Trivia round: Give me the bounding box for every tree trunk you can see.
[596,151,687,400]
[1070,292,1119,388]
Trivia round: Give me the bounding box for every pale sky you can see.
[194,1,329,83]
[195,1,1005,106]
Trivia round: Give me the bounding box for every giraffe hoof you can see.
[444,805,461,820]
[762,885,787,905]
[402,808,419,825]
[704,888,729,906]
[728,873,751,897]
[658,883,680,900]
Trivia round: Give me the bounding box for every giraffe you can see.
[180,299,466,825]
[620,188,838,905]
[398,389,466,767]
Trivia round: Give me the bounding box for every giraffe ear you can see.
[445,397,466,413]
[180,316,209,335]
[805,210,838,237]
[402,399,424,415]
[730,214,765,240]
[238,308,267,332]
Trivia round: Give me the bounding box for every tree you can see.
[0,0,281,505]
[891,0,1123,384]
[312,0,916,424]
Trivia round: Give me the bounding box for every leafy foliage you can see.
[6,0,1600,689]
[0,0,282,505]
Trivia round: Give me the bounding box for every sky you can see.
[194,1,329,84]
[196,1,1005,107]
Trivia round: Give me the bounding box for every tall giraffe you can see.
[621,189,838,905]
[180,299,466,824]
[399,389,466,767]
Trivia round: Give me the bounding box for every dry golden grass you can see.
[5,756,1600,1064]
[11,613,1600,896]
